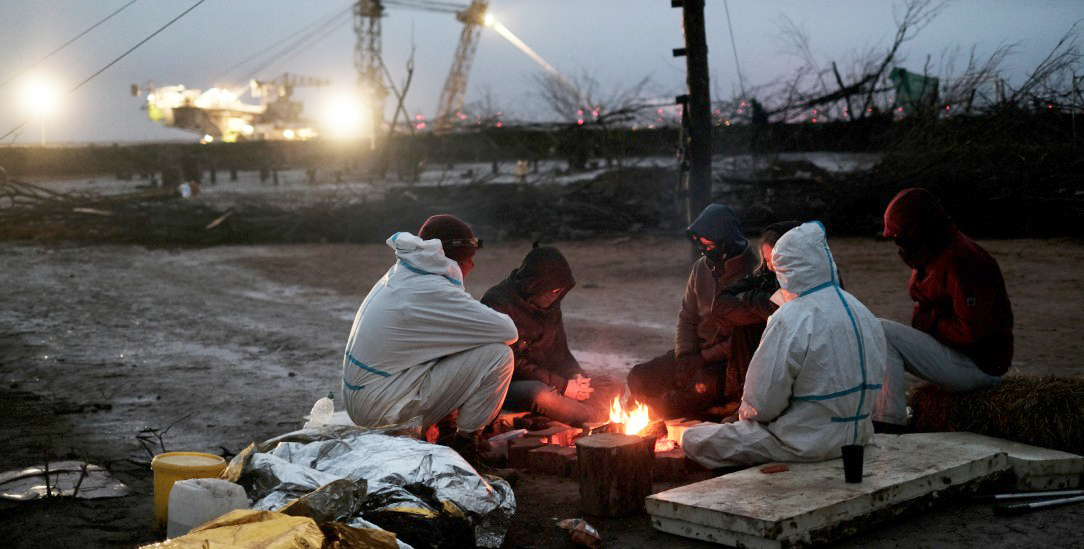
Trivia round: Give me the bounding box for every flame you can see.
[609,397,650,436]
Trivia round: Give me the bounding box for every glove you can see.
[563,374,594,401]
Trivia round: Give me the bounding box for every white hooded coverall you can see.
[341,232,519,432]
[683,222,887,469]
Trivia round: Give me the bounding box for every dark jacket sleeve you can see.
[513,357,571,391]
[676,263,702,358]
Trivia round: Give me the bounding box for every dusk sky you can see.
[0,0,1080,144]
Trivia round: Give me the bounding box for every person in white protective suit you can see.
[682,222,887,469]
[341,214,519,452]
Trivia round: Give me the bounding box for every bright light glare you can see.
[320,93,366,138]
[484,13,494,26]
[19,76,62,118]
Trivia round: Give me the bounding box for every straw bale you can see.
[909,375,1084,455]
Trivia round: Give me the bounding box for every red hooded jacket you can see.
[884,189,1014,375]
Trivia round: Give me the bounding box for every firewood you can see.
[575,433,654,517]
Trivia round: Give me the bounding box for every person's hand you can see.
[563,374,594,401]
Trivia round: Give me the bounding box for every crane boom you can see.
[433,0,487,132]
[354,0,387,141]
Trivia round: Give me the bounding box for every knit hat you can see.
[419,214,478,262]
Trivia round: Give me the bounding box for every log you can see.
[575,433,655,517]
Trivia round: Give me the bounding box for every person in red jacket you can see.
[872,188,1014,428]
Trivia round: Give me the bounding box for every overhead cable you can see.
[722,0,747,97]
[0,0,142,90]
[1,0,208,143]
[212,2,353,84]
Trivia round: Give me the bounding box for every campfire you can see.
[606,397,678,453]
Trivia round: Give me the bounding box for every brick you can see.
[524,425,582,447]
[653,448,688,482]
[527,445,578,476]
[508,437,545,469]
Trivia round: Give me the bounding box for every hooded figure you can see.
[341,225,518,436]
[872,188,1012,427]
[683,222,887,468]
[481,245,623,426]
[627,204,773,419]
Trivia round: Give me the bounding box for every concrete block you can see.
[647,433,1010,548]
[527,445,578,477]
[896,432,1084,490]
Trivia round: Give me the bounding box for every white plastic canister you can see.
[166,477,250,538]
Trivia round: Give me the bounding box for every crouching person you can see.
[683,222,887,469]
[341,214,518,461]
[481,244,623,427]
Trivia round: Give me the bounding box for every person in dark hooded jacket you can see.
[872,188,1014,428]
[626,204,778,419]
[481,245,624,427]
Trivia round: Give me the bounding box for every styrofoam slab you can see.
[896,432,1083,490]
[646,434,1010,544]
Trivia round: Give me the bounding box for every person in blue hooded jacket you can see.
[682,222,887,468]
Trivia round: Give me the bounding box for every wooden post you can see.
[575,433,655,516]
[677,0,712,225]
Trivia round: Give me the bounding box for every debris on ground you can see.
[0,460,130,501]
[557,518,602,548]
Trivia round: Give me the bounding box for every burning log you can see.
[575,432,655,517]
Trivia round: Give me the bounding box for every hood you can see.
[883,188,953,241]
[883,188,955,267]
[387,231,464,286]
[510,245,575,303]
[687,204,749,262]
[771,221,839,295]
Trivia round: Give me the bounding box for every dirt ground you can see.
[1,235,1082,548]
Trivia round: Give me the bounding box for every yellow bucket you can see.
[150,452,227,527]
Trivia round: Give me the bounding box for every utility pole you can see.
[673,0,712,225]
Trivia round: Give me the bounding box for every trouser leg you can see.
[626,351,677,413]
[881,319,1001,391]
[872,326,909,425]
[419,343,515,433]
[873,319,1001,425]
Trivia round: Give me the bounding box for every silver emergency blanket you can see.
[242,427,514,548]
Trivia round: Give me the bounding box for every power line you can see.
[1,0,208,143]
[211,2,353,84]
[722,0,746,97]
[0,0,142,91]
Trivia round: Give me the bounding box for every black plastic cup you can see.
[842,444,864,483]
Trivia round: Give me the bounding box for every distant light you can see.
[496,121,503,128]
[484,13,494,26]
[321,92,367,138]
[201,134,214,143]
[416,122,427,130]
[415,114,424,120]
[283,129,296,139]
[577,119,584,125]
[242,124,254,135]
[19,75,62,118]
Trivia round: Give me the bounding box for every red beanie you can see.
[419,214,476,262]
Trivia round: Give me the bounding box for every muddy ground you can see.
[1,235,1082,548]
